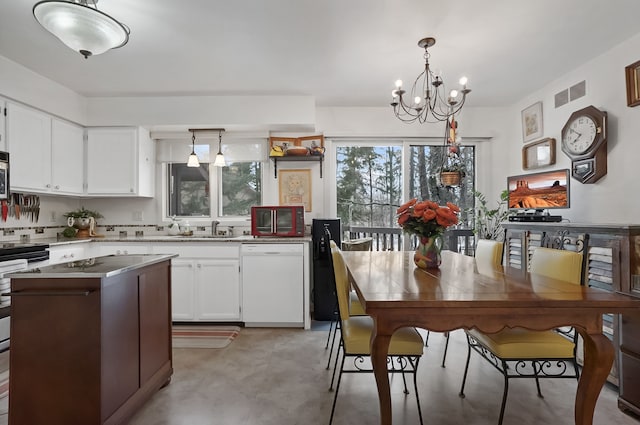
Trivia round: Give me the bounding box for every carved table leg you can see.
[370,318,393,425]
[576,332,614,425]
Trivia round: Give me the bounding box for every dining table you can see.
[341,249,640,425]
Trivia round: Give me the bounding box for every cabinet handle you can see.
[2,289,93,297]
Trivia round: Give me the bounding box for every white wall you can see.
[503,32,640,224]
[0,55,87,124]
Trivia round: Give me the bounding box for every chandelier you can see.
[391,37,470,124]
[33,0,130,59]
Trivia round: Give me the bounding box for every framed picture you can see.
[278,169,312,212]
[521,101,543,143]
[522,138,556,170]
[625,60,640,107]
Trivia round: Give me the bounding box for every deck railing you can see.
[345,226,476,255]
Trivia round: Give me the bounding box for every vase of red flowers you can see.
[397,199,460,269]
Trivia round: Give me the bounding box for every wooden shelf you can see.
[270,155,324,178]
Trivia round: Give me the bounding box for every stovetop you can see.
[0,242,49,263]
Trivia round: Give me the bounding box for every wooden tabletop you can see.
[343,250,638,321]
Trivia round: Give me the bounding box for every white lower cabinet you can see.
[47,242,94,265]
[241,243,305,327]
[155,244,241,322]
[98,243,151,256]
[170,258,196,320]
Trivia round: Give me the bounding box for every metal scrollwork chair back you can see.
[459,232,589,425]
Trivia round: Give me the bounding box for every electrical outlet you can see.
[133,211,143,221]
[243,230,251,235]
[51,211,57,222]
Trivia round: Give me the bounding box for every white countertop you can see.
[44,235,312,246]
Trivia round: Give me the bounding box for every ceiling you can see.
[1,0,640,109]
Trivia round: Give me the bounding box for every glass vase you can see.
[414,235,443,269]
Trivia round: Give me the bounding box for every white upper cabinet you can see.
[6,102,52,193]
[5,102,84,195]
[51,118,84,194]
[86,127,155,197]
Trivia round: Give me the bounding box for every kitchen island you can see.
[7,254,176,425]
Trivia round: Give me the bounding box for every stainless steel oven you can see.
[0,259,28,352]
[0,242,49,352]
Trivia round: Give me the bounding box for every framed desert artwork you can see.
[279,169,312,212]
[521,101,543,143]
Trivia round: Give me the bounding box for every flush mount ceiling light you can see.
[33,0,130,59]
[187,129,200,168]
[213,129,227,167]
[390,37,470,124]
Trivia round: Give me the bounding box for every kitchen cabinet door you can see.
[51,118,84,194]
[170,258,196,321]
[86,127,154,197]
[97,243,151,256]
[47,244,88,265]
[196,259,241,321]
[6,101,52,192]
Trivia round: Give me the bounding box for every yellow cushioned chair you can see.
[328,243,424,425]
[324,238,366,371]
[437,239,505,368]
[459,238,588,425]
[475,239,505,269]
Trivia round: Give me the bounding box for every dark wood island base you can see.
[7,255,175,425]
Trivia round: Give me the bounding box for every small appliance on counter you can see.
[250,205,304,237]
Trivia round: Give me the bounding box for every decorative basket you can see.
[440,171,462,187]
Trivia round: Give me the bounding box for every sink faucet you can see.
[211,220,220,236]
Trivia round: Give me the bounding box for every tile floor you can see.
[130,326,637,425]
[1,327,638,424]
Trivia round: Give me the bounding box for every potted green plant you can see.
[64,207,103,238]
[471,190,510,241]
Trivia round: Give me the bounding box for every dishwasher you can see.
[241,243,304,326]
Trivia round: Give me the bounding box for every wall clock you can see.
[560,105,607,184]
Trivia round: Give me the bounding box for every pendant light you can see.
[187,130,200,168]
[213,129,227,167]
[33,0,130,59]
